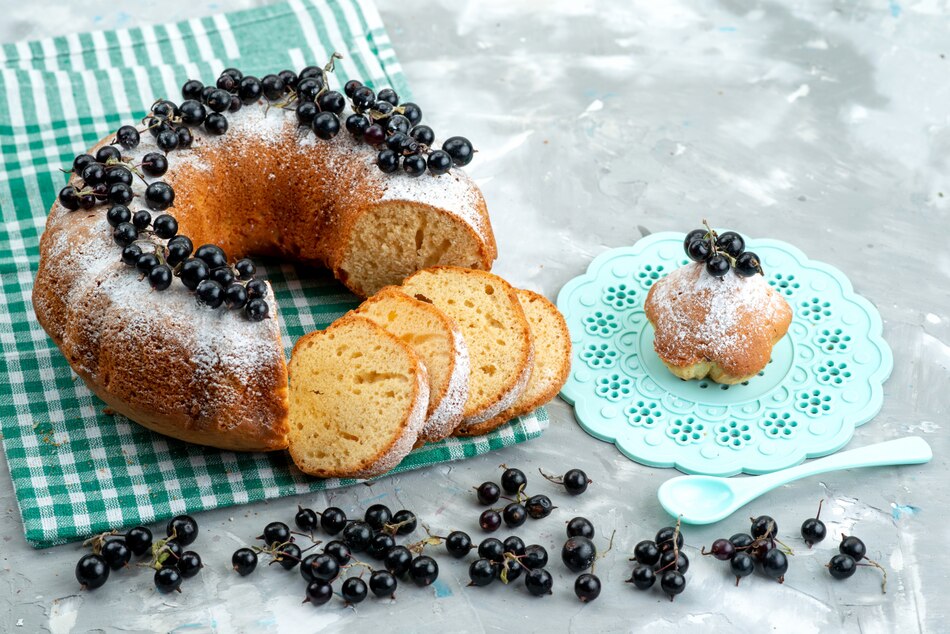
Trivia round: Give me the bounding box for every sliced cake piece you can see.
[400,266,533,426]
[456,289,571,436]
[352,287,470,443]
[287,315,429,479]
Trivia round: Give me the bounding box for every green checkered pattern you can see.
[0,0,546,548]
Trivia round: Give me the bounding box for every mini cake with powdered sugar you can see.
[644,227,792,385]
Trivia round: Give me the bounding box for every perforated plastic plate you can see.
[557,232,893,476]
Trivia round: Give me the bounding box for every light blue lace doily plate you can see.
[557,232,893,476]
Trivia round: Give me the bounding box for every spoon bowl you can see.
[657,436,932,525]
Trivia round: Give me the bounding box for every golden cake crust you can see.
[644,264,792,384]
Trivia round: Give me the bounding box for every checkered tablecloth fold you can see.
[0,0,545,548]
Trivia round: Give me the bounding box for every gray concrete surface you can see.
[1,0,947,632]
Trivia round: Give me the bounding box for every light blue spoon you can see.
[657,436,933,525]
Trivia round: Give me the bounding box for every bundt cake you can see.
[32,64,496,452]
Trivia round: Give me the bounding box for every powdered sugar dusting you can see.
[646,263,790,377]
[422,318,470,440]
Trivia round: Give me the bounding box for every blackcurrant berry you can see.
[276,542,302,570]
[96,146,121,164]
[367,532,396,560]
[167,514,199,546]
[659,570,686,599]
[232,548,258,576]
[566,517,595,539]
[107,204,131,228]
[344,79,362,98]
[408,555,438,586]
[154,566,182,594]
[750,515,778,539]
[228,96,242,113]
[503,536,526,557]
[245,298,269,321]
[525,494,555,519]
[72,153,96,173]
[376,88,399,106]
[178,258,209,290]
[310,553,340,582]
[341,577,368,604]
[371,100,394,119]
[427,150,453,176]
[194,244,227,270]
[445,530,473,558]
[704,538,736,561]
[345,113,371,138]
[224,283,248,309]
[391,509,417,535]
[655,526,684,552]
[369,569,397,598]
[304,580,333,606]
[475,482,501,505]
[132,209,151,230]
[294,506,318,532]
[121,244,141,267]
[206,88,232,113]
[657,549,689,574]
[384,545,412,577]
[216,73,236,92]
[300,554,317,582]
[342,521,373,552]
[401,102,422,126]
[409,125,434,146]
[735,251,763,277]
[324,540,352,565]
[296,101,318,127]
[260,74,285,100]
[312,112,340,139]
[105,165,133,186]
[352,86,375,111]
[196,280,224,308]
[222,67,243,82]
[144,182,174,211]
[177,551,203,578]
[522,544,548,570]
[204,112,229,135]
[478,537,505,563]
[762,548,788,582]
[363,504,392,531]
[716,231,745,257]
[729,532,754,549]
[101,539,131,570]
[801,518,827,547]
[176,126,194,149]
[165,235,194,267]
[151,100,178,119]
[828,553,857,579]
[106,183,133,206]
[730,551,755,584]
[149,265,173,291]
[58,186,80,210]
[298,65,323,80]
[200,86,217,104]
[479,509,501,533]
[562,536,596,572]
[115,125,140,149]
[296,78,322,102]
[125,526,153,556]
[81,163,106,186]
[575,573,601,602]
[377,149,399,173]
[686,238,711,262]
[632,540,661,566]
[468,559,495,587]
[112,222,138,247]
[503,502,527,527]
[317,90,345,115]
[142,152,168,177]
[181,79,204,101]
[627,564,656,590]
[386,114,411,135]
[320,507,347,534]
[136,253,160,275]
[524,568,553,596]
[839,535,867,561]
[156,129,179,152]
[179,99,206,125]
[442,136,474,166]
[501,467,527,494]
[705,254,730,277]
[152,214,178,239]
[278,69,298,90]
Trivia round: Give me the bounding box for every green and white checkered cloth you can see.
[0,0,546,548]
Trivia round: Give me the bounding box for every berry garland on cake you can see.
[55,54,474,321]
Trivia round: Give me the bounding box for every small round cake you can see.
[32,64,496,451]
[644,227,792,384]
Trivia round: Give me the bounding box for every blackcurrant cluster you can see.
[232,504,436,607]
[701,514,791,586]
[57,146,137,211]
[684,222,764,279]
[627,520,690,600]
[74,514,203,594]
[474,465,582,532]
[827,534,887,592]
[447,530,550,596]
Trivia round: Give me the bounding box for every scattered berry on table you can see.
[566,516,595,539]
[475,482,501,505]
[232,548,258,576]
[154,567,183,594]
[408,555,439,586]
[524,568,553,596]
[384,545,413,577]
[320,507,347,534]
[341,577,369,605]
[561,536,596,573]
[76,554,111,589]
[479,509,502,533]
[626,564,656,590]
[800,500,827,547]
[574,573,601,602]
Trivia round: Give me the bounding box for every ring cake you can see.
[33,63,496,452]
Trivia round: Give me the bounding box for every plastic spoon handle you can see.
[737,436,932,497]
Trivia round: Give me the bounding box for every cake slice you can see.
[286,315,429,479]
[455,289,571,436]
[400,267,533,426]
[352,287,469,443]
